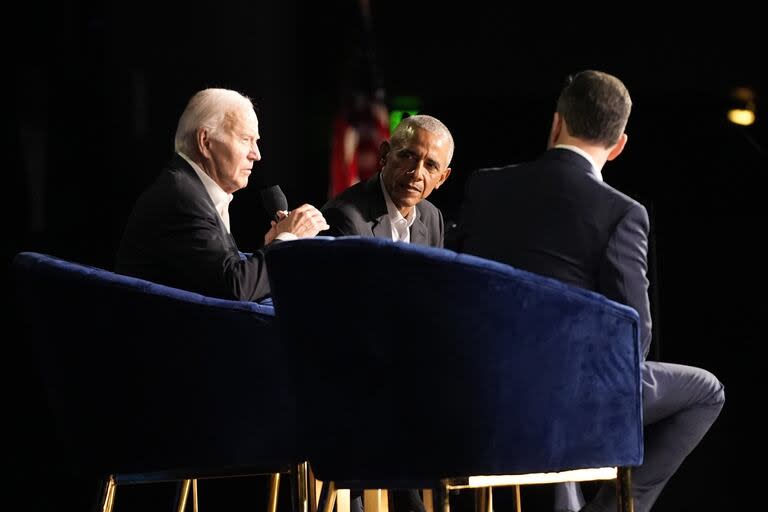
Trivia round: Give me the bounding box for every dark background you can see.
[6,2,766,511]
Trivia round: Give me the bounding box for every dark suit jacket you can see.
[457,148,652,357]
[116,154,271,301]
[321,173,445,248]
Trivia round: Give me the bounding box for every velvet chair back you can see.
[12,251,300,510]
[266,237,643,487]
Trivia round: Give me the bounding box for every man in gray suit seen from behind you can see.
[456,70,725,512]
[322,114,453,248]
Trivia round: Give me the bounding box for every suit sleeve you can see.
[157,204,271,302]
[599,203,653,359]
[320,203,360,237]
[228,248,272,302]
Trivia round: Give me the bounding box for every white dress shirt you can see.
[179,152,297,242]
[179,152,234,232]
[379,174,417,243]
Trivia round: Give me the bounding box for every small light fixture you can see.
[727,87,757,126]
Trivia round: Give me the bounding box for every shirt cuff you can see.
[275,232,298,242]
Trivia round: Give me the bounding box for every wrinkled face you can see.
[201,107,261,193]
[380,126,452,215]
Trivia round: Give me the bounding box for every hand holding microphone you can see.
[261,185,289,222]
[261,185,329,244]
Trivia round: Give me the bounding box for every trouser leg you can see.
[583,361,725,512]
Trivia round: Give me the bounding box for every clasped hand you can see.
[263,204,330,244]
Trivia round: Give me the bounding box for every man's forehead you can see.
[401,127,445,146]
[403,129,449,157]
[226,108,259,131]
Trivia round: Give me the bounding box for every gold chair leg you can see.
[177,479,192,512]
[338,489,352,512]
[422,489,434,512]
[294,462,312,512]
[322,481,337,512]
[192,479,199,512]
[474,487,488,512]
[616,467,633,512]
[311,472,322,512]
[439,481,450,512]
[268,473,281,512]
[308,464,318,512]
[474,487,494,512]
[514,485,521,512]
[363,489,388,512]
[100,474,117,512]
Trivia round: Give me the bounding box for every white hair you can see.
[174,88,254,155]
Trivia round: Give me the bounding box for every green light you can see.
[389,96,422,133]
[391,96,422,110]
[389,110,420,133]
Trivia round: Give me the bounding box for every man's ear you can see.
[607,133,628,161]
[548,112,562,149]
[435,167,452,189]
[378,140,391,168]
[197,128,212,158]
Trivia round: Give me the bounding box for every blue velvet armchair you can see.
[12,251,307,512]
[265,237,643,512]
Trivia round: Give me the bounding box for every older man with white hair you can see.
[117,88,328,301]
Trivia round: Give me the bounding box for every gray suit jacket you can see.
[321,173,445,248]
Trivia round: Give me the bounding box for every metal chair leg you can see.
[338,489,352,512]
[100,474,117,512]
[616,467,633,512]
[292,462,312,512]
[422,489,435,512]
[268,473,281,512]
[176,479,192,512]
[362,489,387,512]
[475,487,494,512]
[322,481,337,512]
[474,487,488,512]
[439,481,450,512]
[308,469,321,512]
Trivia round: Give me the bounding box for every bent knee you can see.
[696,367,725,407]
[643,361,725,408]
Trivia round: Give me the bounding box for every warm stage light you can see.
[727,108,756,126]
[727,87,757,126]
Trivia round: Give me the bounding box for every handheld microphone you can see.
[260,185,289,222]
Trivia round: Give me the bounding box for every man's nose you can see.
[249,144,262,161]
[406,161,424,176]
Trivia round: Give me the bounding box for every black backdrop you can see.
[7,3,766,511]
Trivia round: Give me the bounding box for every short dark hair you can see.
[556,70,632,147]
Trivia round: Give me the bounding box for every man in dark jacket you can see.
[457,70,724,512]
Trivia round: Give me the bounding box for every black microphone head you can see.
[260,185,288,220]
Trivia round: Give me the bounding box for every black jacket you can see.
[116,154,271,301]
[322,173,445,248]
[458,148,652,356]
